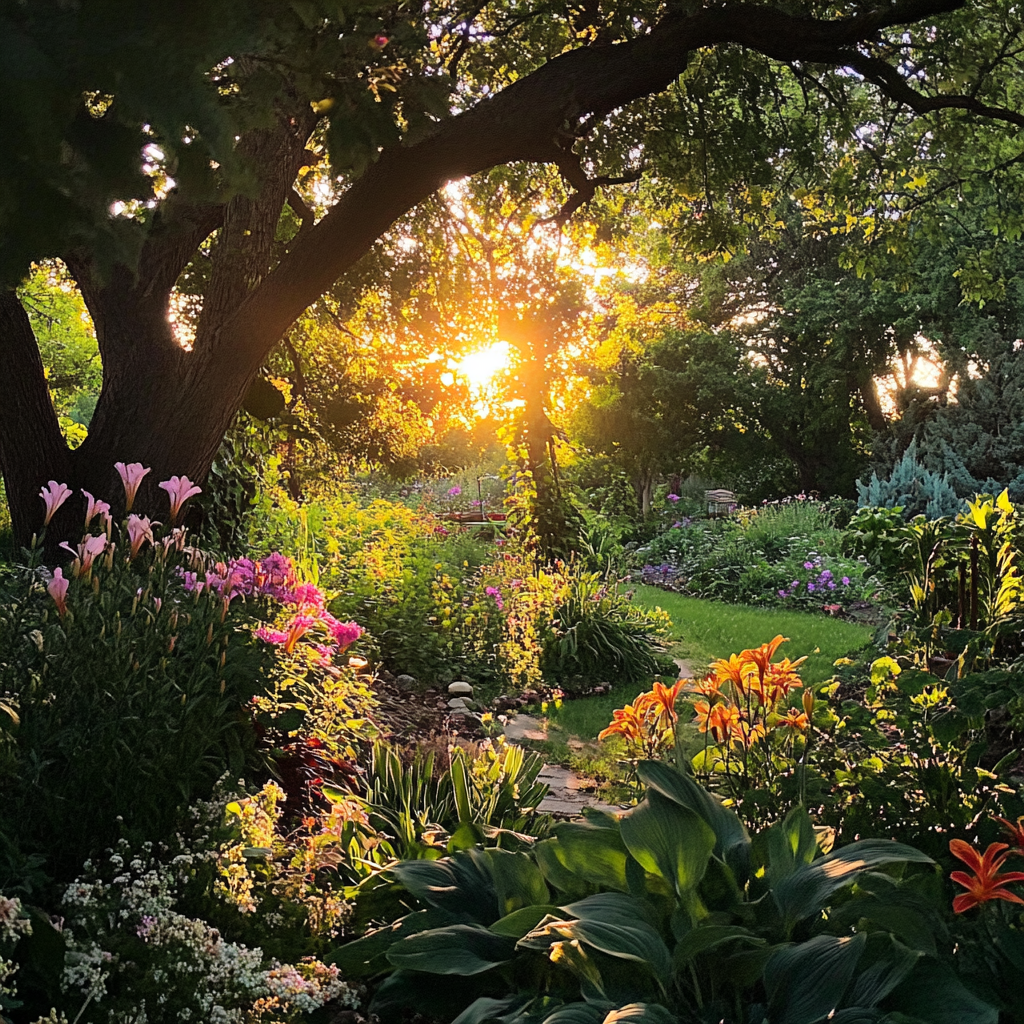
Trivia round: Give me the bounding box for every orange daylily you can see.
[740,635,788,682]
[949,839,1024,913]
[994,815,1024,855]
[598,704,643,744]
[684,673,723,699]
[649,679,684,724]
[729,719,767,749]
[777,708,809,733]
[693,702,740,743]
[766,656,807,697]
[711,653,752,691]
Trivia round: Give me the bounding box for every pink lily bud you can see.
[158,475,202,525]
[39,481,73,526]
[47,567,69,617]
[82,490,111,530]
[114,462,151,512]
[59,534,108,577]
[126,514,156,560]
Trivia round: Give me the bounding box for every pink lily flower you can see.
[82,490,111,530]
[158,475,202,525]
[329,619,364,651]
[284,613,317,653]
[59,534,109,577]
[39,480,72,526]
[126,515,156,560]
[47,567,69,617]
[255,627,288,645]
[115,462,151,512]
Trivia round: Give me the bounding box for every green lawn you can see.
[543,586,875,741]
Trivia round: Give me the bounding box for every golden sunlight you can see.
[457,341,512,392]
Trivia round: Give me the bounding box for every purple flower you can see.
[803,561,814,570]
[448,485,462,497]
[791,581,799,588]
[807,583,816,592]
[667,493,681,503]
[842,576,851,586]
[329,619,363,650]
[485,586,505,611]
[778,589,787,598]
[828,581,836,589]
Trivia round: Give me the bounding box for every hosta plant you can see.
[332,761,995,1024]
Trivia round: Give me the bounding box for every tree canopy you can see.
[2,0,1024,542]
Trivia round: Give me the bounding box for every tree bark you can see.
[0,290,72,542]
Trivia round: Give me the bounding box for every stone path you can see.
[504,661,696,818]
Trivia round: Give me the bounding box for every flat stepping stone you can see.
[503,713,548,742]
[674,658,694,679]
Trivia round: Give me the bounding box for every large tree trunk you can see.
[0,290,72,543]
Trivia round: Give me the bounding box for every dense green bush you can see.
[334,761,992,1024]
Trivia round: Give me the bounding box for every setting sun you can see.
[457,341,512,392]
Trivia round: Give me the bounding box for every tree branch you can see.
[843,51,1024,128]
[214,0,969,379]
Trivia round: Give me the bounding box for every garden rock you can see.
[394,673,418,691]
[447,697,469,709]
[448,680,473,696]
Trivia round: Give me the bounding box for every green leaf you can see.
[619,790,716,896]
[886,959,998,1024]
[327,907,459,978]
[672,924,765,967]
[541,1005,606,1024]
[772,840,933,927]
[392,850,498,923]
[765,934,866,1024]
[635,760,749,863]
[561,918,673,982]
[541,821,632,893]
[451,996,525,1024]
[848,934,921,1008]
[490,905,562,938]
[766,805,820,889]
[386,924,516,975]
[487,848,550,915]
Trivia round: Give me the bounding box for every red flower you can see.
[994,814,1024,855]
[949,839,1024,913]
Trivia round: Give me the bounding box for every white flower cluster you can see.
[57,830,357,1024]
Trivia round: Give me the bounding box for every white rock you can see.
[448,681,474,696]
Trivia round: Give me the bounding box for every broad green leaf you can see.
[766,805,820,889]
[392,849,498,923]
[451,996,525,1024]
[672,924,765,967]
[541,1004,606,1024]
[490,905,561,938]
[886,960,998,1024]
[619,790,715,896]
[327,907,458,977]
[561,893,660,930]
[849,935,921,1008]
[542,821,632,892]
[386,924,515,975]
[564,918,673,981]
[772,840,933,927]
[636,760,749,861]
[487,848,550,915]
[765,934,866,1024]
